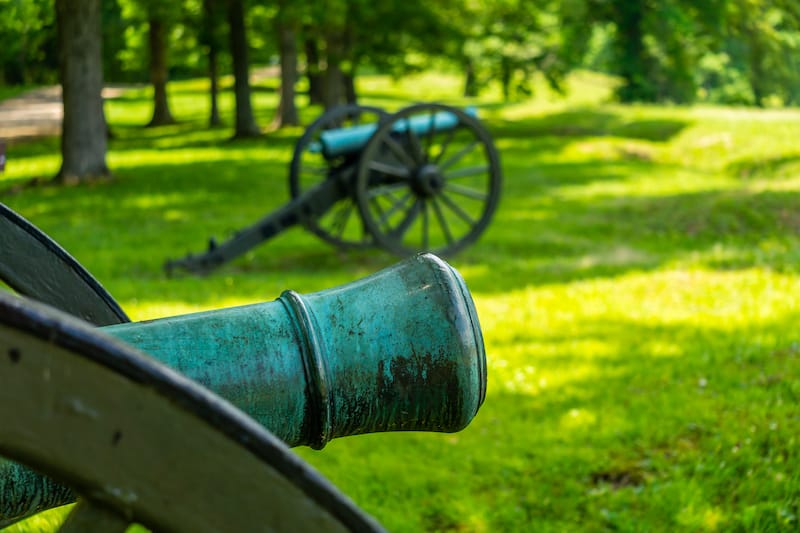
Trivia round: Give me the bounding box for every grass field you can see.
[2,71,799,532]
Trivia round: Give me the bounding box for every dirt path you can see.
[0,86,63,142]
[0,86,130,143]
[0,70,281,144]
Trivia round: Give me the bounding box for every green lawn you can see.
[2,71,799,532]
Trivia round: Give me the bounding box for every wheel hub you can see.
[413,164,444,198]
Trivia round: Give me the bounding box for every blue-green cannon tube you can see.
[311,107,479,158]
[106,253,486,448]
[1,253,486,524]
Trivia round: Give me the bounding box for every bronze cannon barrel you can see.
[107,253,486,448]
[0,253,486,525]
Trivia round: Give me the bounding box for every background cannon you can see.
[0,204,486,531]
[165,102,503,274]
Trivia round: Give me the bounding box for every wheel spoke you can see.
[433,128,457,165]
[367,160,411,179]
[438,191,477,226]
[382,135,416,168]
[369,196,387,225]
[444,164,489,180]
[355,103,500,256]
[424,111,437,162]
[444,182,488,201]
[404,117,424,165]
[367,183,408,200]
[389,199,421,241]
[329,200,355,239]
[378,192,412,229]
[440,140,479,171]
[430,197,454,245]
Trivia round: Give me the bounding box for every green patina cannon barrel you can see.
[0,253,486,524]
[107,253,486,448]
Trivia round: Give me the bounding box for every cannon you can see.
[0,203,486,532]
[165,103,503,274]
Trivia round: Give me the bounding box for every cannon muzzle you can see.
[107,253,486,449]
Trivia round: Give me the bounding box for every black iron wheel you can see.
[289,105,388,249]
[0,203,128,326]
[354,104,502,257]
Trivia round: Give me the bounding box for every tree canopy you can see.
[2,0,800,112]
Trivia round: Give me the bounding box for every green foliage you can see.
[696,51,753,105]
[345,0,459,73]
[114,0,206,80]
[2,72,800,531]
[299,0,457,75]
[3,0,800,107]
[579,0,800,105]
[577,0,726,103]
[445,0,577,100]
[0,0,57,85]
[718,0,800,106]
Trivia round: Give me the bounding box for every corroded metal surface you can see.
[110,253,485,448]
[0,462,74,528]
[1,253,486,527]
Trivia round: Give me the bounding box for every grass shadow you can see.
[490,108,690,142]
[460,187,800,294]
[727,153,800,180]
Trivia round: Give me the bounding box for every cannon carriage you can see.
[0,203,486,532]
[166,102,502,274]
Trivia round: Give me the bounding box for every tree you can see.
[301,0,347,110]
[574,0,725,103]
[301,0,457,109]
[720,0,800,106]
[272,0,299,128]
[146,11,176,125]
[439,0,573,101]
[0,0,57,85]
[117,0,181,125]
[592,0,800,105]
[55,0,109,183]
[303,34,324,105]
[227,0,260,137]
[201,0,224,126]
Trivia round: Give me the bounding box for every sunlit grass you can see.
[2,71,800,531]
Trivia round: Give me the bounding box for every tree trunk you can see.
[208,42,222,126]
[322,33,344,111]
[227,0,260,138]
[203,0,222,127]
[341,22,357,105]
[343,72,357,105]
[463,58,478,97]
[273,24,299,128]
[612,0,651,102]
[54,0,109,183]
[747,28,766,107]
[500,56,512,102]
[304,36,324,106]
[147,17,175,127]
